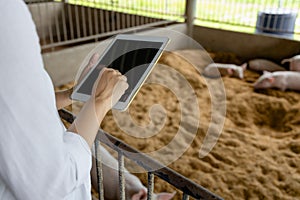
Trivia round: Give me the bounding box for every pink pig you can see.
[281,55,300,71]
[248,59,286,72]
[203,63,247,79]
[91,145,176,200]
[253,71,300,91]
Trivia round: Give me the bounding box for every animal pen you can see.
[26,0,300,52]
[25,0,300,200]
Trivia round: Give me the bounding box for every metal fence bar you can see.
[58,109,223,200]
[95,140,105,200]
[93,2,99,41]
[99,9,105,33]
[81,3,87,37]
[105,9,110,32]
[182,193,189,200]
[126,1,131,28]
[37,3,47,46]
[97,131,222,199]
[118,151,126,200]
[87,6,93,37]
[61,2,68,41]
[116,10,121,30]
[147,172,154,200]
[67,3,75,40]
[45,2,54,48]
[74,2,81,38]
[131,3,136,27]
[54,4,61,43]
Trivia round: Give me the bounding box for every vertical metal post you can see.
[185,0,197,37]
[100,9,105,33]
[93,0,100,41]
[81,5,87,37]
[116,11,121,30]
[45,2,54,51]
[54,3,61,43]
[182,193,189,200]
[118,152,126,200]
[147,172,154,200]
[61,1,68,41]
[105,10,110,32]
[87,6,93,37]
[67,3,75,40]
[111,9,116,32]
[74,2,81,39]
[38,3,46,47]
[95,140,105,200]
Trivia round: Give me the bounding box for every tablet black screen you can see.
[77,39,163,102]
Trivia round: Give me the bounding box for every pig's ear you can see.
[156,192,176,200]
[241,63,247,71]
[132,188,147,200]
[263,70,271,75]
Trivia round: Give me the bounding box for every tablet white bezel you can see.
[71,34,169,111]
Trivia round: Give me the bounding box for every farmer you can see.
[0,0,128,199]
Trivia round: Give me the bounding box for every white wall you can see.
[193,25,300,62]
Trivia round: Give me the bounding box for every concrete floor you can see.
[42,24,189,86]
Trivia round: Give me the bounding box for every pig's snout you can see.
[253,77,274,89]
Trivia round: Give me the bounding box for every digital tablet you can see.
[71,34,169,111]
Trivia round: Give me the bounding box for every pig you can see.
[248,59,286,72]
[203,63,247,79]
[253,71,300,91]
[281,55,300,71]
[91,145,176,200]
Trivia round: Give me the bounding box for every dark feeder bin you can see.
[256,9,297,39]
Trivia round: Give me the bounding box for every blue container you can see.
[256,9,297,38]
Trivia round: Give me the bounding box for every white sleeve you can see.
[0,0,91,199]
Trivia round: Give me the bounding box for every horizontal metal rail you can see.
[59,108,223,200]
[40,20,176,50]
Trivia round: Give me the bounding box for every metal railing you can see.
[59,109,223,200]
[25,0,185,52]
[26,0,300,52]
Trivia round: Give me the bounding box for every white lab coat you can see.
[0,0,92,199]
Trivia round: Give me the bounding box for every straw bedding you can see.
[58,49,300,200]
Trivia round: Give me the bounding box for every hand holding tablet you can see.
[71,34,169,111]
[91,68,129,110]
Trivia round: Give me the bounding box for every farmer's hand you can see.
[91,68,128,114]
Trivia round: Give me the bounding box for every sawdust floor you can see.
[58,50,300,200]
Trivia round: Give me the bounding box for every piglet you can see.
[253,71,300,91]
[91,145,175,200]
[281,55,300,71]
[203,63,247,79]
[248,59,286,72]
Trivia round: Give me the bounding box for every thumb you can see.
[78,53,100,84]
